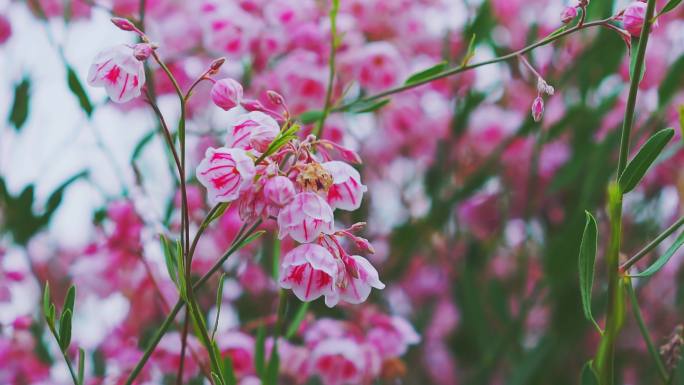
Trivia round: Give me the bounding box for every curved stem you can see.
[313,0,339,138]
[627,281,669,383]
[332,18,614,112]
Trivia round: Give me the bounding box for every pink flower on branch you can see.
[277,192,335,243]
[226,111,281,153]
[87,44,146,103]
[321,161,367,211]
[279,243,339,305]
[196,147,256,203]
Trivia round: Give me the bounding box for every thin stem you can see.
[332,18,614,112]
[627,281,669,383]
[123,221,262,385]
[176,307,190,385]
[621,217,684,271]
[594,1,657,383]
[313,0,339,138]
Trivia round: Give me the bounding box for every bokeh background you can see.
[1,0,684,384]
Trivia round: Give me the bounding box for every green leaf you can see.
[208,203,230,225]
[404,61,448,85]
[255,324,266,377]
[63,285,76,315]
[679,105,684,144]
[578,211,601,333]
[631,230,684,277]
[8,77,30,131]
[461,34,477,67]
[618,128,675,193]
[160,235,178,286]
[580,361,599,385]
[49,304,56,327]
[264,342,280,385]
[130,131,155,162]
[285,302,309,339]
[43,282,52,320]
[211,273,226,341]
[222,355,237,385]
[658,0,683,16]
[77,348,86,385]
[211,372,224,385]
[348,99,391,114]
[66,66,94,117]
[59,309,72,351]
[298,110,325,124]
[235,230,266,251]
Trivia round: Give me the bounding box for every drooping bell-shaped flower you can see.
[277,192,334,243]
[321,161,367,211]
[196,147,256,203]
[279,243,338,304]
[211,77,243,110]
[326,255,384,307]
[226,111,280,153]
[264,175,296,207]
[87,44,146,103]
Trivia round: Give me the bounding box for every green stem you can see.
[594,1,657,383]
[47,323,79,385]
[313,0,339,138]
[123,221,261,385]
[627,281,669,382]
[332,18,614,112]
[621,216,684,271]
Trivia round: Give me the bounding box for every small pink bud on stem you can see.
[111,17,145,37]
[208,57,226,75]
[561,6,578,24]
[211,78,244,110]
[531,96,545,122]
[133,43,154,61]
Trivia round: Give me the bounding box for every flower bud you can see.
[266,90,285,105]
[622,1,657,37]
[133,43,153,61]
[208,57,226,75]
[111,17,137,32]
[211,78,244,111]
[531,96,544,122]
[560,6,578,24]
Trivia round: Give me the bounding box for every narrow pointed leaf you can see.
[286,302,309,339]
[59,309,73,350]
[77,348,86,385]
[619,128,674,193]
[578,211,601,332]
[461,34,477,67]
[265,343,280,385]
[222,356,237,385]
[348,99,391,114]
[235,230,266,251]
[63,285,76,315]
[211,273,226,341]
[8,77,30,131]
[130,131,155,162]
[629,38,646,84]
[208,203,230,225]
[580,361,598,385]
[404,61,448,85]
[43,282,51,318]
[298,110,325,124]
[631,230,684,277]
[160,235,178,286]
[658,0,683,16]
[255,324,266,377]
[211,372,224,385]
[66,66,93,117]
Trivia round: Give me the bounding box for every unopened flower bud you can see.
[211,78,243,111]
[561,6,578,24]
[208,57,226,75]
[241,99,266,112]
[531,96,544,122]
[622,1,657,37]
[266,90,285,105]
[111,17,137,32]
[133,43,153,61]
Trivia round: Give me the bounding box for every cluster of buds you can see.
[197,85,383,307]
[86,18,159,103]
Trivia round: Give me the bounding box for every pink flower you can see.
[622,1,656,36]
[216,331,255,378]
[366,315,420,359]
[0,15,11,45]
[352,42,404,92]
[310,338,365,385]
[321,161,367,211]
[211,78,244,110]
[196,147,256,203]
[560,6,578,24]
[132,43,154,61]
[264,175,295,207]
[87,44,146,103]
[277,192,334,243]
[227,111,280,153]
[279,244,338,305]
[531,96,544,122]
[326,255,384,306]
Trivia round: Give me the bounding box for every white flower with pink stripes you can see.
[87,44,146,103]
